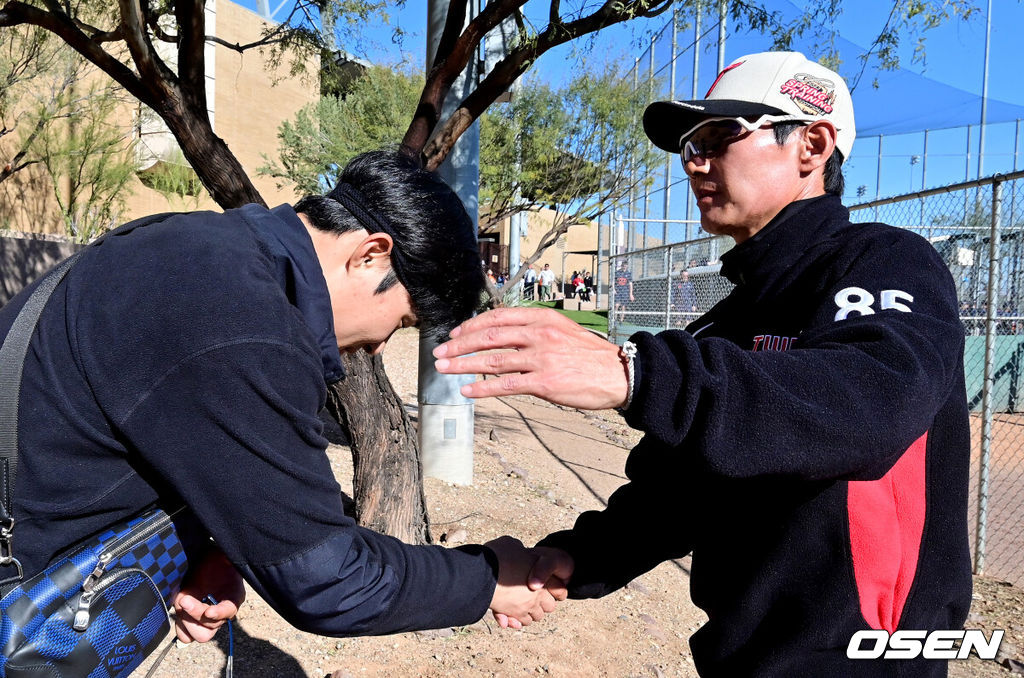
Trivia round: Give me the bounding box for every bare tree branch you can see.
[177,0,206,97]
[403,0,529,155]
[548,0,561,30]
[0,113,47,184]
[0,1,150,105]
[39,2,125,43]
[849,1,900,92]
[421,0,673,169]
[117,0,178,100]
[429,0,468,72]
[204,31,291,53]
[145,9,177,44]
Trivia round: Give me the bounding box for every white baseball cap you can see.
[643,51,856,161]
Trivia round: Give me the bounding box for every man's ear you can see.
[799,120,838,174]
[347,233,394,269]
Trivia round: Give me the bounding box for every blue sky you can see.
[245,0,1023,210]
[809,0,1024,202]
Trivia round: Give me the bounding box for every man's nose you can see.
[683,154,710,176]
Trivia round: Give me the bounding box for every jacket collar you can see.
[244,204,345,383]
[719,194,849,290]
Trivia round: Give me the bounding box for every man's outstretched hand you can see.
[485,536,574,630]
[433,307,630,410]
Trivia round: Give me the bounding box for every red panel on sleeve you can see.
[847,432,928,632]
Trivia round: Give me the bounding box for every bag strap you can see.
[0,253,82,572]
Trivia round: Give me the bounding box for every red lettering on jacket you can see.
[751,334,798,352]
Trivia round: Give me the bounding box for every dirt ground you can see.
[140,329,1024,678]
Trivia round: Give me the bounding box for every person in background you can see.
[538,263,556,301]
[523,264,538,301]
[671,269,697,326]
[582,271,594,302]
[613,260,634,322]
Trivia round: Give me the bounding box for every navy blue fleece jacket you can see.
[0,204,498,635]
[539,195,972,677]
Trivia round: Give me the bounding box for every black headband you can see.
[331,182,409,282]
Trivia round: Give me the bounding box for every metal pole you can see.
[978,0,993,181]
[1012,120,1021,231]
[665,244,673,330]
[966,125,972,219]
[875,135,883,221]
[966,124,972,181]
[1016,120,1021,172]
[642,36,654,270]
[596,213,605,308]
[717,0,726,72]
[692,0,702,99]
[626,59,634,249]
[419,0,478,485]
[509,214,521,282]
[560,251,567,301]
[502,21,523,286]
[610,215,620,339]
[687,1,702,242]
[920,130,929,230]
[922,130,929,190]
[976,179,1002,574]
[663,9,677,245]
[507,62,522,287]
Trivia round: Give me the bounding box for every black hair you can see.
[773,122,845,197]
[294,150,485,339]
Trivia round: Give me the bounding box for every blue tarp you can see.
[832,38,1024,137]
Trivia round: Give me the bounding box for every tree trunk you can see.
[161,97,266,208]
[326,349,432,545]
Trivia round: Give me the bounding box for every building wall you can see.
[206,0,317,209]
[0,0,317,237]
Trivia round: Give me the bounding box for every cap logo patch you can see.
[779,73,836,115]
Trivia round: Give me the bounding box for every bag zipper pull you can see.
[73,552,113,631]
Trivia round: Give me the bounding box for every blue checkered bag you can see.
[0,508,189,678]
[0,255,190,677]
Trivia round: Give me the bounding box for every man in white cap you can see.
[432,51,972,676]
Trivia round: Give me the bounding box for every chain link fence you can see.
[607,170,1024,587]
[607,235,732,337]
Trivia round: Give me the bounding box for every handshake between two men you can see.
[483,536,575,630]
[435,307,635,631]
[172,515,576,642]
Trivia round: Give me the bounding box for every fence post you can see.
[976,178,1003,575]
[665,244,673,330]
[596,214,605,309]
[610,216,619,341]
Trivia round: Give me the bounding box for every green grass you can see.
[526,300,609,335]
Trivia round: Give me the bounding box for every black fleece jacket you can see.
[539,195,972,677]
[0,204,498,636]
